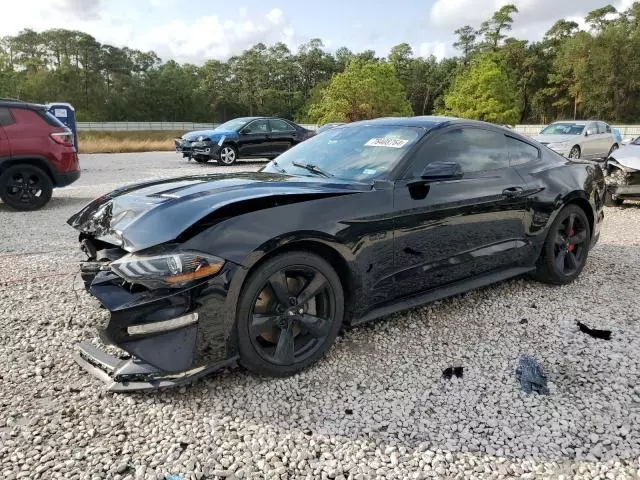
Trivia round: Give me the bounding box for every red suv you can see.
[0,99,80,210]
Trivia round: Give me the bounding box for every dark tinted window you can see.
[270,119,295,132]
[35,109,67,127]
[245,119,269,134]
[506,136,539,166]
[406,127,509,178]
[0,108,15,126]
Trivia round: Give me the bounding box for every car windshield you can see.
[261,125,424,182]
[215,118,251,131]
[633,136,640,145]
[540,123,585,135]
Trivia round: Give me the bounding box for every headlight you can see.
[548,141,570,149]
[110,249,225,289]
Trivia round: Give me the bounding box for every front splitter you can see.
[74,341,239,392]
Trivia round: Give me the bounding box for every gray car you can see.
[532,120,618,160]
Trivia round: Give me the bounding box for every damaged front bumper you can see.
[74,341,238,392]
[75,252,241,392]
[605,160,640,199]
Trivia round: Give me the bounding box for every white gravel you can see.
[1,152,639,479]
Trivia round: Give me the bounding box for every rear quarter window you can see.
[0,108,15,126]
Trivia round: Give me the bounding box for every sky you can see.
[1,0,636,64]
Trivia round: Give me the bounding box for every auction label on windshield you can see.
[365,137,408,148]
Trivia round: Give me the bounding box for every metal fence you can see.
[77,121,640,139]
[513,124,640,140]
[77,121,318,131]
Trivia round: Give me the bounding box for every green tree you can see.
[454,25,478,62]
[306,61,412,123]
[441,53,520,124]
[479,4,519,50]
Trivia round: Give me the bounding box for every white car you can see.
[532,120,618,160]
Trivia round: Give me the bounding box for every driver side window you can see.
[405,127,509,179]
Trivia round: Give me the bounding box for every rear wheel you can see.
[568,146,581,159]
[533,204,591,285]
[236,252,344,377]
[0,164,53,211]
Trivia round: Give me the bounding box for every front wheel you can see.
[236,252,344,377]
[0,164,53,211]
[568,146,581,159]
[218,145,238,165]
[533,204,591,285]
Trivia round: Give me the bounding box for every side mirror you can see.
[420,161,463,180]
[240,128,249,135]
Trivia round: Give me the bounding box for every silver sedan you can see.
[532,120,618,160]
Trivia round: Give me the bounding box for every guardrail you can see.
[77,121,319,131]
[514,124,640,140]
[77,121,640,139]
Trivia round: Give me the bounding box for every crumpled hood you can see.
[532,134,581,145]
[610,144,640,170]
[67,172,367,253]
[182,130,217,141]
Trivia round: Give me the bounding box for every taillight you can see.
[50,131,74,147]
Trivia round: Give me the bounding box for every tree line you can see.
[1,3,639,125]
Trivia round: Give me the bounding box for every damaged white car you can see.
[604,136,640,206]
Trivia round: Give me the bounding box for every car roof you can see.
[0,99,46,110]
[346,115,512,131]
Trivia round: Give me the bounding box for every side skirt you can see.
[351,266,535,327]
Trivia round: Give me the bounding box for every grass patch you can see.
[78,131,186,154]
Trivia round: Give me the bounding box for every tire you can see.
[568,146,581,159]
[533,204,591,285]
[236,251,344,377]
[218,145,238,165]
[0,164,53,211]
[604,190,624,207]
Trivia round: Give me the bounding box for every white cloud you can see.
[429,0,634,31]
[0,2,298,64]
[418,41,447,60]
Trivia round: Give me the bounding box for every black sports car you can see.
[183,117,314,165]
[68,116,605,391]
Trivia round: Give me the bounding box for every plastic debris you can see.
[442,366,463,380]
[515,355,549,395]
[165,476,184,480]
[577,321,611,340]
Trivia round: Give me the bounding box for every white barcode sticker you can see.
[365,137,408,148]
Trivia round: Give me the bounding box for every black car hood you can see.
[68,172,368,252]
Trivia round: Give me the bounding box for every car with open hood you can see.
[532,120,618,160]
[603,136,640,205]
[68,116,605,391]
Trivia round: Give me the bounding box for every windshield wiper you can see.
[291,161,333,178]
[271,160,287,173]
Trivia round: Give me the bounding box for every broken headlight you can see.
[110,249,225,289]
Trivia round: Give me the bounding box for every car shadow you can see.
[0,196,96,213]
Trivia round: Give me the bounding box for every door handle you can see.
[502,186,524,198]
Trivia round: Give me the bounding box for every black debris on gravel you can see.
[442,366,464,380]
[520,318,528,325]
[577,321,612,340]
[515,355,549,395]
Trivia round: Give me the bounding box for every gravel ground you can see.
[1,152,639,479]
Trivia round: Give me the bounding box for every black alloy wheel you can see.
[237,252,344,376]
[0,164,53,211]
[533,204,591,285]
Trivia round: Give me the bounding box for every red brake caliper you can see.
[568,229,575,252]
